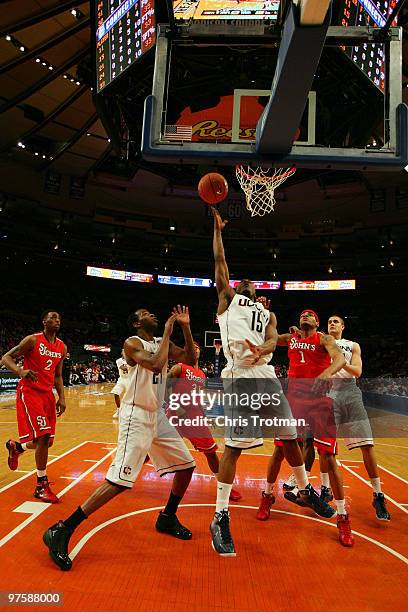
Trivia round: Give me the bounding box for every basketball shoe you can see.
[34,477,59,503]
[282,474,297,490]
[210,510,236,556]
[43,521,73,570]
[337,514,354,547]
[155,511,192,540]
[372,492,391,521]
[256,491,275,520]
[6,439,22,471]
[320,485,334,503]
[298,484,337,518]
[229,487,242,502]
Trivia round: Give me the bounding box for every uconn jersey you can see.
[332,339,355,382]
[121,336,167,411]
[218,293,272,370]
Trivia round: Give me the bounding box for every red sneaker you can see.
[337,514,354,547]
[256,491,275,521]
[229,487,242,502]
[6,440,22,471]
[34,479,59,504]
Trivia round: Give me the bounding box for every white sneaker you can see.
[283,473,297,490]
[112,410,119,419]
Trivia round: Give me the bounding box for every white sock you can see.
[336,499,346,515]
[21,443,28,451]
[291,487,299,496]
[37,469,47,478]
[371,477,382,494]
[320,472,330,488]
[292,465,308,490]
[265,482,274,495]
[215,482,232,513]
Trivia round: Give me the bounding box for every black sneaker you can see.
[320,485,334,503]
[155,511,192,540]
[299,484,337,519]
[373,492,391,521]
[284,490,307,507]
[210,510,236,556]
[43,521,73,571]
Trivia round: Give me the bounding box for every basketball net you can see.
[214,340,222,356]
[235,165,296,217]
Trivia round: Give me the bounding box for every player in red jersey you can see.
[167,342,241,502]
[254,309,354,547]
[1,311,67,503]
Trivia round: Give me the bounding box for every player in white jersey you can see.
[111,350,129,418]
[209,209,336,556]
[327,315,390,520]
[43,306,197,570]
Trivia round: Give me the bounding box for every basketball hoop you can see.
[235,165,296,217]
[213,340,222,356]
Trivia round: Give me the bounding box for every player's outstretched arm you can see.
[124,313,177,374]
[277,333,291,346]
[344,342,362,378]
[246,312,279,363]
[212,208,234,312]
[0,335,38,381]
[168,305,196,366]
[54,345,67,416]
[319,335,346,378]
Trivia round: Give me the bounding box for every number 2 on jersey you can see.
[44,359,53,371]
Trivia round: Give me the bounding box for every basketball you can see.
[198,173,229,205]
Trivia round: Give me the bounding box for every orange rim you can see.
[235,165,296,184]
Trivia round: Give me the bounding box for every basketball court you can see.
[1,384,407,610]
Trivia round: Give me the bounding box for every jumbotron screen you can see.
[338,0,398,91]
[95,0,156,93]
[173,0,280,21]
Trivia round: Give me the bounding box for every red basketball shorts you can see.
[16,385,56,444]
[275,393,337,454]
[168,405,218,455]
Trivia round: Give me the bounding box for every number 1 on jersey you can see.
[299,350,306,364]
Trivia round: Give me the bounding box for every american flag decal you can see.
[164,125,193,141]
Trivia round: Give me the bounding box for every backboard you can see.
[141,1,407,171]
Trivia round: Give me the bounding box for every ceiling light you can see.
[76,81,80,85]
[19,46,26,52]
[54,244,59,250]
[42,154,46,159]
[48,66,53,70]
[35,58,41,63]
[17,141,23,147]
[34,152,39,156]
[86,133,91,137]
[5,35,11,41]
[71,9,78,16]
[169,224,176,231]
[42,61,47,66]
[390,260,394,267]
[328,266,333,274]
[63,74,68,79]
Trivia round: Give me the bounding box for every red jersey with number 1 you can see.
[19,332,65,393]
[287,331,330,379]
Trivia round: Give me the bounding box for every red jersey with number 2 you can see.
[19,332,65,393]
[287,331,330,379]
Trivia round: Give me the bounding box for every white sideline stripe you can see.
[342,460,364,463]
[339,462,408,516]
[0,440,89,494]
[14,470,31,473]
[378,464,408,486]
[59,476,79,480]
[70,503,408,565]
[0,448,115,549]
[83,459,98,463]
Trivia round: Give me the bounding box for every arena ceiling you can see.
[0,0,408,277]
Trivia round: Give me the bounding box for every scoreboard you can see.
[96,0,156,93]
[338,0,398,91]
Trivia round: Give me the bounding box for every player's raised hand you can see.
[56,399,66,417]
[172,304,190,326]
[212,207,228,232]
[245,339,263,364]
[289,325,301,335]
[164,312,178,334]
[19,368,38,382]
[257,296,270,310]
